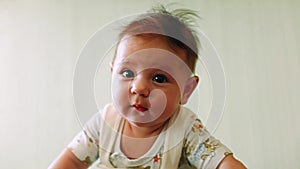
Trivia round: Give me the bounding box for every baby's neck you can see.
[120,120,166,159]
[122,120,165,138]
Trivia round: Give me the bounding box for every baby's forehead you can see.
[115,35,189,65]
[115,48,192,77]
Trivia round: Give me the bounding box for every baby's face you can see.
[111,36,194,127]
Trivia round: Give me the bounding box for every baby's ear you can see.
[181,76,199,104]
[109,62,114,73]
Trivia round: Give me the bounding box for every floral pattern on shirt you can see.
[69,107,232,169]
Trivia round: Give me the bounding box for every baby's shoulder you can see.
[96,103,122,130]
[182,116,232,168]
[179,107,215,146]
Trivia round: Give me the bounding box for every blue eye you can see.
[153,74,167,83]
[122,69,134,78]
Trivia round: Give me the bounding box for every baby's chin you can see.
[122,112,158,124]
[121,112,164,127]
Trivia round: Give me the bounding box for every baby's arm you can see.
[49,109,104,169]
[48,148,88,169]
[184,119,247,169]
[217,154,247,169]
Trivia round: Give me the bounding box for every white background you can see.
[0,0,299,168]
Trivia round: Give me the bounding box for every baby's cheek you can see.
[148,89,167,117]
[112,79,129,105]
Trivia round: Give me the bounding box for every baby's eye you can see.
[122,69,135,78]
[152,74,168,83]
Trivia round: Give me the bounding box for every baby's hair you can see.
[115,4,200,72]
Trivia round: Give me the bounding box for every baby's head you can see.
[113,6,199,72]
[111,6,200,127]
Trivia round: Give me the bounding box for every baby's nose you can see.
[130,76,150,97]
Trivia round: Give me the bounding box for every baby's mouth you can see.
[132,104,148,112]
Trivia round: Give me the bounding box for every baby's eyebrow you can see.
[150,63,172,71]
[117,59,189,75]
[117,60,137,67]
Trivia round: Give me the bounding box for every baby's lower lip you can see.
[133,105,148,112]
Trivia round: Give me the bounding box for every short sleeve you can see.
[183,119,232,169]
[68,111,103,165]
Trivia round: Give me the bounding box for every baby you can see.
[49,6,246,169]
